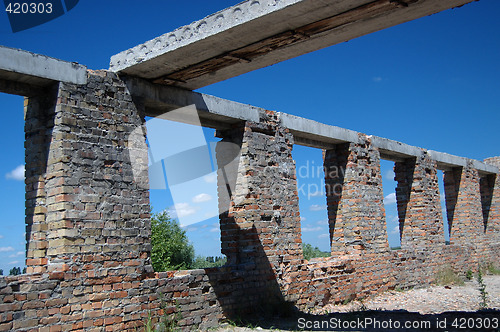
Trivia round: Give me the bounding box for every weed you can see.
[358,298,368,311]
[435,267,464,286]
[486,262,500,275]
[342,298,351,305]
[466,269,474,281]
[477,268,488,309]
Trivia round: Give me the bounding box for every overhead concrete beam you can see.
[0,46,87,94]
[123,76,259,128]
[125,77,498,175]
[110,0,475,90]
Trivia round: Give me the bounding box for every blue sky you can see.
[0,0,499,272]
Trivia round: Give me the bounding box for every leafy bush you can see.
[191,256,226,269]
[302,243,330,261]
[151,211,195,271]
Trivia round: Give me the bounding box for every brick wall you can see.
[0,70,498,331]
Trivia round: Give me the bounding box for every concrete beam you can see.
[110,0,475,90]
[123,76,259,128]
[0,46,87,94]
[125,78,498,175]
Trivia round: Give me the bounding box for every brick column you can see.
[395,152,444,250]
[216,111,302,297]
[39,71,151,277]
[443,162,483,248]
[323,134,389,256]
[482,157,500,247]
[25,91,58,274]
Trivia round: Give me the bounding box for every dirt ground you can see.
[212,275,500,331]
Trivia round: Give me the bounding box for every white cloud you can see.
[192,193,212,203]
[9,251,24,258]
[0,246,15,253]
[372,76,382,82]
[0,235,4,239]
[302,226,322,232]
[310,204,327,211]
[384,169,395,180]
[384,193,397,205]
[171,203,196,218]
[210,227,219,233]
[203,174,217,183]
[8,260,20,265]
[318,233,329,239]
[5,164,24,181]
[316,219,328,225]
[300,216,307,222]
[390,225,399,235]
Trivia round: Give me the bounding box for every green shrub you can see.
[302,243,330,261]
[151,211,194,271]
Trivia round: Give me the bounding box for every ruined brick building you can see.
[0,0,498,330]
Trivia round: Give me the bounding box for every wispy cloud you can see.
[8,260,20,265]
[5,164,24,181]
[0,235,4,239]
[203,174,216,183]
[310,204,327,211]
[0,246,15,253]
[384,169,395,181]
[170,203,196,218]
[372,76,382,83]
[384,193,396,205]
[316,219,328,225]
[302,226,322,232]
[210,227,219,233]
[9,251,24,258]
[318,233,329,239]
[192,193,212,203]
[390,225,399,235]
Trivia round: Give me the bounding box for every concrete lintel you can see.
[123,76,260,128]
[0,46,87,89]
[371,136,422,161]
[279,113,361,146]
[110,0,475,90]
[427,150,499,174]
[124,79,498,175]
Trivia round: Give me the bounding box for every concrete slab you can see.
[110,0,475,90]
[0,46,87,92]
[125,78,498,174]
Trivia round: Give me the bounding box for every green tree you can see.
[9,267,21,276]
[0,269,3,276]
[151,211,194,271]
[302,243,330,260]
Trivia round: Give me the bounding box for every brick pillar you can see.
[395,152,444,250]
[482,157,500,246]
[216,111,302,291]
[38,71,151,277]
[323,134,389,256]
[443,162,483,248]
[25,91,58,274]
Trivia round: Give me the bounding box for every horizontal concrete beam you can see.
[0,46,87,94]
[126,78,498,175]
[123,76,259,128]
[110,0,475,90]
